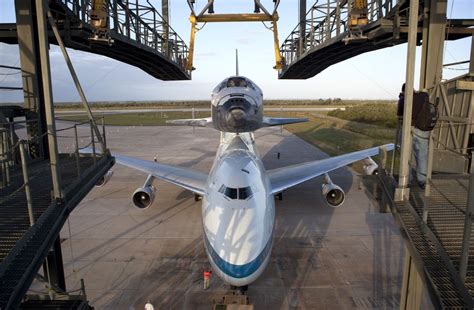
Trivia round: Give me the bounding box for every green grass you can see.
[59,111,211,126]
[328,103,398,128]
[54,99,395,110]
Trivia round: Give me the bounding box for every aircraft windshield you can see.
[227,77,247,88]
[219,185,253,200]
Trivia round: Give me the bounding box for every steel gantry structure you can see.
[278,0,473,79]
[0,0,191,80]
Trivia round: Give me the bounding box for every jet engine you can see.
[321,174,345,208]
[363,157,379,175]
[95,170,113,187]
[132,186,156,209]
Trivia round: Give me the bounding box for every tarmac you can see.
[54,125,407,309]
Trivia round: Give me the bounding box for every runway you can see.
[57,125,404,309]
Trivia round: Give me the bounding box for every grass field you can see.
[60,104,399,173]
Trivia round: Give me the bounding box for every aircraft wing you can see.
[166,117,212,127]
[262,117,308,127]
[114,154,208,195]
[267,144,394,194]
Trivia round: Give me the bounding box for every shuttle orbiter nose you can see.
[226,108,248,128]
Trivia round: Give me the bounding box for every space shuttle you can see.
[91,54,393,289]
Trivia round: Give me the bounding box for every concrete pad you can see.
[51,125,405,309]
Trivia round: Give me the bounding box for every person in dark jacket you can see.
[397,83,429,189]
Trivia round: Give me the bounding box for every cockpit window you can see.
[227,77,247,88]
[216,81,226,92]
[219,184,253,200]
[238,187,253,200]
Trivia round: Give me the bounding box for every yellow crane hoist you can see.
[186,0,282,71]
[89,0,110,41]
[348,0,368,29]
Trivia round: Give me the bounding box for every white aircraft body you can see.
[95,75,393,288]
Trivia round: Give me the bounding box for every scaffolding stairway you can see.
[0,130,114,309]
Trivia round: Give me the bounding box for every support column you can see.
[400,249,424,309]
[419,0,447,91]
[35,0,62,199]
[395,0,419,201]
[43,236,66,292]
[14,0,47,159]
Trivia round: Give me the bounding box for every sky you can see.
[0,0,473,103]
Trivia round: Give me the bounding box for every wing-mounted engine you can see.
[95,170,113,187]
[131,175,156,209]
[363,157,379,175]
[321,174,345,208]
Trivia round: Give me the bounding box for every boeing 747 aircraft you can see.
[93,74,393,289]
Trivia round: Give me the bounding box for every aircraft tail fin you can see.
[166,117,213,127]
[262,116,308,127]
[235,49,239,76]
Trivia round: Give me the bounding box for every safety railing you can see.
[0,118,108,211]
[279,0,399,70]
[56,0,190,74]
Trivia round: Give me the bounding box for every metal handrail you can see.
[57,0,190,73]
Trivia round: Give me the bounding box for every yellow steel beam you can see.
[196,13,274,23]
[186,13,283,71]
[186,15,198,71]
[271,13,282,70]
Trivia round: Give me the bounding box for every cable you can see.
[349,62,396,98]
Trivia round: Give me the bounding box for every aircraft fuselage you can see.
[202,132,275,286]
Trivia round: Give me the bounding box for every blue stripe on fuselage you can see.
[203,231,273,279]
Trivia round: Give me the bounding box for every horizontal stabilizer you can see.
[262,116,308,127]
[166,117,212,127]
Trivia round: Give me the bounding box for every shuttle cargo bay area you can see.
[28,124,418,309]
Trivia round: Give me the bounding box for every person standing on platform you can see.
[397,83,438,190]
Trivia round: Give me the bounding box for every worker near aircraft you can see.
[397,83,438,190]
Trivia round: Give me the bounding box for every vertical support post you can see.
[390,120,401,175]
[271,16,282,70]
[162,0,169,56]
[459,173,474,282]
[15,0,46,160]
[336,0,341,35]
[19,141,35,226]
[419,0,447,91]
[74,125,81,178]
[43,236,66,292]
[90,121,96,165]
[35,0,62,200]
[469,35,474,75]
[102,116,107,151]
[394,0,419,202]
[112,0,118,31]
[424,130,435,196]
[186,15,197,71]
[400,249,423,309]
[298,0,306,56]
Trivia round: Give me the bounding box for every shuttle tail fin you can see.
[235,49,239,76]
